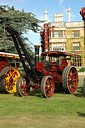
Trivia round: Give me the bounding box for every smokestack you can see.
[68,7,71,22]
[44,9,47,23]
[34,45,40,64]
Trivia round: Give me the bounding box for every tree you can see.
[0,5,41,55]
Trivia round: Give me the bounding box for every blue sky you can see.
[0,0,85,47]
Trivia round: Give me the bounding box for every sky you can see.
[0,0,85,48]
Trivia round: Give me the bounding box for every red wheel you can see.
[16,76,30,97]
[62,66,78,94]
[41,76,55,98]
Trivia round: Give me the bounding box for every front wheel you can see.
[41,76,55,98]
[16,76,30,97]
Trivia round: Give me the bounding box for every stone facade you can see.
[40,8,85,67]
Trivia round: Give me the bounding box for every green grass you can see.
[0,75,85,128]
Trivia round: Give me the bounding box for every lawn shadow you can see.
[0,92,4,94]
[55,86,85,97]
[29,89,43,98]
[14,89,43,98]
[77,112,85,117]
[54,87,65,94]
[74,87,84,97]
[14,92,22,97]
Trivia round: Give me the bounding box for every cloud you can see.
[33,7,38,12]
[59,0,65,7]
[63,8,67,14]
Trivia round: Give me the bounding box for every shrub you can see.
[78,67,85,72]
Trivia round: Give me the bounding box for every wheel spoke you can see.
[72,71,76,76]
[11,70,16,76]
[46,79,50,85]
[8,70,12,76]
[45,86,49,91]
[49,80,53,86]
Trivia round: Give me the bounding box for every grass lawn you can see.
[0,75,85,128]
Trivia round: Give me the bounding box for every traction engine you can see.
[4,24,80,98]
[80,7,85,96]
[0,52,20,94]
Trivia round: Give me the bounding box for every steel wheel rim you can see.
[5,68,20,93]
[19,78,30,96]
[44,77,54,97]
[67,67,78,93]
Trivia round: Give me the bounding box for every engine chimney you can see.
[68,7,71,22]
[34,45,40,64]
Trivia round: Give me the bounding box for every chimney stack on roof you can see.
[68,7,71,22]
[54,13,63,22]
[44,7,71,23]
[44,9,47,23]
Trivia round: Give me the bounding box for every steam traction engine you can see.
[4,24,80,98]
[0,52,20,94]
[80,7,85,96]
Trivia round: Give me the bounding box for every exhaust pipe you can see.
[34,45,40,64]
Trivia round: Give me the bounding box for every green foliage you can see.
[0,5,41,33]
[0,5,41,55]
[78,67,85,72]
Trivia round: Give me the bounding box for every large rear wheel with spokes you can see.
[62,66,78,94]
[0,67,20,94]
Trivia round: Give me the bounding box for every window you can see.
[73,31,79,37]
[52,43,65,51]
[72,57,81,66]
[52,31,63,38]
[56,31,63,38]
[52,32,55,37]
[73,43,80,51]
